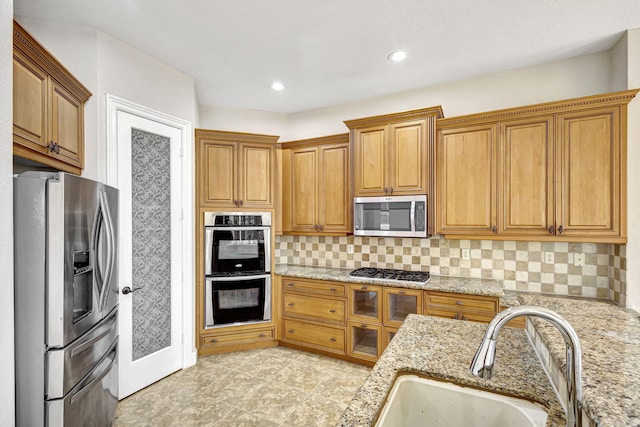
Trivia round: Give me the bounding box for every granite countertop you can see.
[337,314,565,426]
[275,264,504,298]
[518,294,640,426]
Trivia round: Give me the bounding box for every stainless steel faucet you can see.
[470,305,583,427]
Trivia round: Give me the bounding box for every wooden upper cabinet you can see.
[282,134,351,235]
[556,107,620,238]
[195,129,278,209]
[13,20,91,175]
[500,116,554,236]
[436,124,497,235]
[345,107,443,197]
[436,90,637,243]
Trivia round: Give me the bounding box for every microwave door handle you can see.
[410,201,416,235]
[204,228,213,276]
[98,190,115,311]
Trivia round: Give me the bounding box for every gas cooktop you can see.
[349,267,430,284]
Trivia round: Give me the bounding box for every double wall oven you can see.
[203,212,271,328]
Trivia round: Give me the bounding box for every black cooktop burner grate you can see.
[349,267,430,283]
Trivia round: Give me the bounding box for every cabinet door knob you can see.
[233,199,238,206]
[492,225,497,234]
[329,337,337,342]
[461,315,468,321]
[239,200,244,207]
[558,225,564,234]
[287,303,294,307]
[384,187,389,194]
[288,329,294,334]
[549,225,555,234]
[389,187,394,194]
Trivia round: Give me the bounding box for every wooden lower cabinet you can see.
[283,293,345,324]
[347,322,382,362]
[425,291,499,324]
[382,326,399,349]
[282,319,346,354]
[199,326,276,355]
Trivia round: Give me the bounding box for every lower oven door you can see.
[46,337,118,427]
[205,274,271,328]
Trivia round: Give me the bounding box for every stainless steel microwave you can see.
[353,195,427,237]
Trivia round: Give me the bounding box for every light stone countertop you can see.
[336,314,565,427]
[518,294,640,426]
[274,264,504,297]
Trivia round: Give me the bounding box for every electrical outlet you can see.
[574,252,585,267]
[461,249,470,260]
[347,245,354,254]
[544,252,554,264]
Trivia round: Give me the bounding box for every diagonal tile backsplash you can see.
[276,235,626,303]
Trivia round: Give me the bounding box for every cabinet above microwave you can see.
[353,195,428,238]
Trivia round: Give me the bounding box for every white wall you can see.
[0,2,14,426]
[198,51,613,141]
[198,105,287,138]
[624,29,640,310]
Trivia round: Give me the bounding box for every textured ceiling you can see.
[14,0,640,113]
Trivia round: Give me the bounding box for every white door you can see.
[115,109,183,399]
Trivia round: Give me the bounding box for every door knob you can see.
[122,286,139,295]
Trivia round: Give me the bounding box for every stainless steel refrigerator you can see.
[14,171,119,427]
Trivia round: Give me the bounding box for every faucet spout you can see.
[470,305,583,427]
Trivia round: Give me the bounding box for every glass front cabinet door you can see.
[382,288,422,328]
[349,284,382,323]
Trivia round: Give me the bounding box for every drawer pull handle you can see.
[461,315,468,321]
[455,301,464,306]
[259,333,266,337]
[360,286,368,290]
[288,283,294,287]
[288,329,294,334]
[361,324,367,328]
[288,303,294,307]
[398,290,406,294]
[330,288,337,292]
[329,337,336,342]
[210,339,218,343]
[329,309,336,313]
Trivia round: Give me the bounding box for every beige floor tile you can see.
[283,393,349,427]
[214,408,281,427]
[114,346,371,426]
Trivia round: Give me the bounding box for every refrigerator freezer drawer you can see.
[47,338,118,427]
[46,308,118,399]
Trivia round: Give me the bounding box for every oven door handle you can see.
[205,226,271,232]
[204,228,213,276]
[206,274,271,282]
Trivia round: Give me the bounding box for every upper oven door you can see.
[204,226,271,275]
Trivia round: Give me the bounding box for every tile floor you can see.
[113,346,371,426]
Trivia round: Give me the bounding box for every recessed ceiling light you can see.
[388,51,408,62]
[271,81,285,91]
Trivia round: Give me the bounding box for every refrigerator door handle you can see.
[98,190,116,312]
[70,338,118,405]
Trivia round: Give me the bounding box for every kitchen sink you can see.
[375,374,548,427]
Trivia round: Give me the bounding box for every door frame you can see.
[105,94,196,372]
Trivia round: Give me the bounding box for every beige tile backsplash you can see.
[275,235,627,304]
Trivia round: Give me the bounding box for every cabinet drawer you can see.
[425,291,499,312]
[282,277,346,296]
[200,328,274,349]
[283,294,345,323]
[282,319,345,354]
[425,308,495,324]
